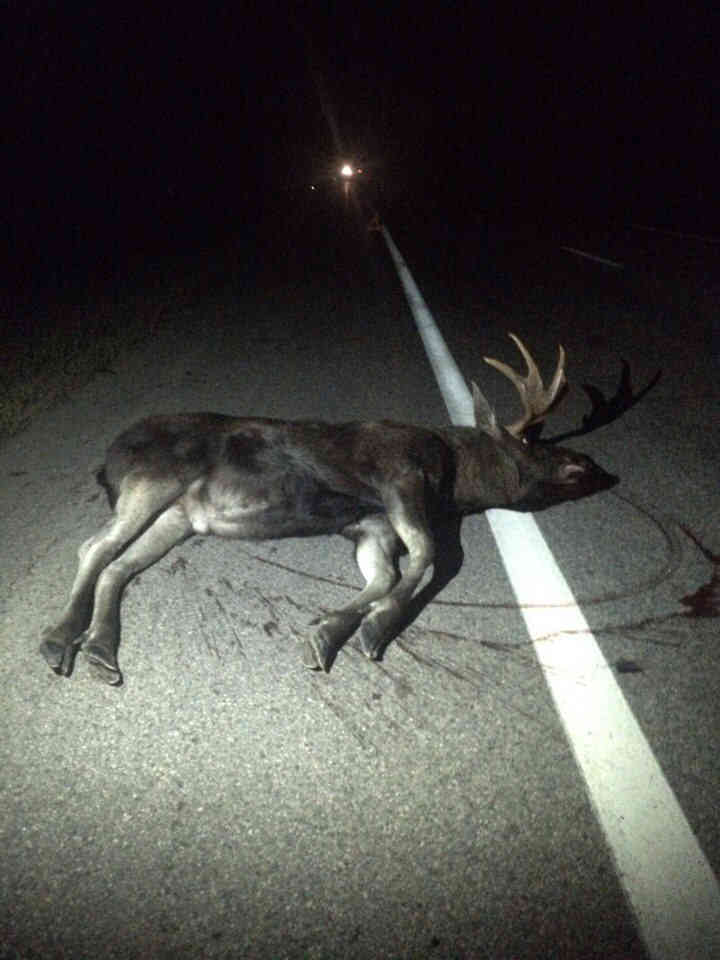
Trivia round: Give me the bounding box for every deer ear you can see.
[471,381,502,437]
[557,460,588,482]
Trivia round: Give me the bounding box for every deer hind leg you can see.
[39,474,184,677]
[304,514,401,672]
[82,502,193,685]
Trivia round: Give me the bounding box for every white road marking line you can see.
[490,513,720,960]
[560,245,624,268]
[380,227,475,425]
[379,223,720,960]
[631,223,720,245]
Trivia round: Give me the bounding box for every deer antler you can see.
[483,333,567,437]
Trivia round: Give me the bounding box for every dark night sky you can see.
[6,4,720,289]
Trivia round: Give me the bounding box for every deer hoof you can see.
[360,603,402,660]
[302,640,324,670]
[307,612,363,672]
[359,618,386,660]
[39,636,78,677]
[83,643,123,686]
[304,629,336,673]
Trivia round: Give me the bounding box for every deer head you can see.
[469,333,616,508]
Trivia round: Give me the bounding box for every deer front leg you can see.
[82,503,193,685]
[358,480,435,661]
[304,514,401,672]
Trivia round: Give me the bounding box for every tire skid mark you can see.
[311,683,374,752]
[369,661,437,734]
[313,648,433,742]
[194,601,223,662]
[234,491,708,614]
[395,635,558,731]
[343,647,418,723]
[252,585,284,638]
[402,613,685,691]
[158,493,713,680]
[205,586,246,659]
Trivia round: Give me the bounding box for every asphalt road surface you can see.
[2,200,719,959]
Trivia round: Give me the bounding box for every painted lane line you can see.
[560,245,624,269]
[380,226,475,426]
[378,223,720,960]
[631,223,720,245]
[490,511,720,960]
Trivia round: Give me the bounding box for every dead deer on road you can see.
[39,334,615,684]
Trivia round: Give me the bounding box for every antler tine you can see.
[483,333,567,437]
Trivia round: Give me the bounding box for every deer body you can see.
[39,335,613,684]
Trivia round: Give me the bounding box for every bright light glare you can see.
[340,164,353,178]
